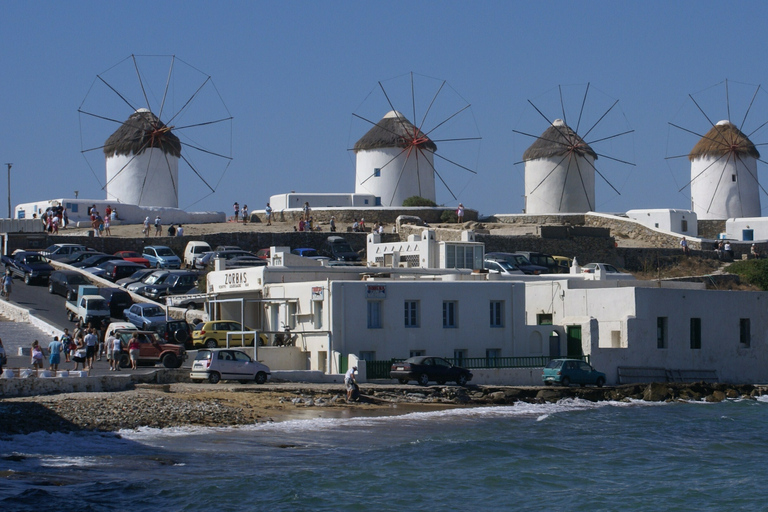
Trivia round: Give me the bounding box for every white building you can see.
[724,217,768,242]
[366,229,484,270]
[625,209,697,236]
[354,111,437,206]
[523,119,596,214]
[268,193,377,211]
[689,120,761,220]
[104,109,181,208]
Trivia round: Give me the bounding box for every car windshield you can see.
[511,255,532,265]
[67,275,90,284]
[25,254,47,263]
[84,298,107,309]
[142,307,163,317]
[156,248,175,256]
[334,243,354,253]
[144,273,167,284]
[121,252,141,258]
[495,260,516,271]
[301,249,319,257]
[194,350,212,361]
[44,245,59,253]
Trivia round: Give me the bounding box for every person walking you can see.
[84,328,98,370]
[456,203,465,223]
[142,216,150,236]
[242,204,249,224]
[61,328,72,363]
[176,224,184,236]
[109,332,123,371]
[2,270,12,301]
[345,366,359,401]
[128,333,141,370]
[154,216,162,236]
[233,202,240,222]
[71,335,86,371]
[31,340,44,370]
[48,336,63,373]
[265,203,272,226]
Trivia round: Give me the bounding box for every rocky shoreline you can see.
[0,381,765,436]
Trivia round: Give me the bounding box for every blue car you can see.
[142,246,182,269]
[542,359,606,387]
[123,303,167,329]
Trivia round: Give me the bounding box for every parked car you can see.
[150,319,194,349]
[483,259,524,276]
[40,243,88,260]
[126,270,170,294]
[183,241,212,268]
[60,251,107,266]
[142,246,182,269]
[582,263,634,280]
[190,349,271,384]
[114,251,151,268]
[227,256,268,269]
[542,359,606,387]
[192,320,257,348]
[48,270,92,300]
[113,329,186,369]
[320,236,360,262]
[389,356,473,386]
[98,260,147,283]
[552,255,572,273]
[198,250,259,269]
[292,248,320,258]
[97,287,134,318]
[116,268,156,288]
[193,251,214,269]
[484,252,548,275]
[255,248,270,260]
[514,252,558,274]
[166,287,205,309]
[2,251,54,284]
[123,303,167,329]
[215,245,242,252]
[141,270,199,300]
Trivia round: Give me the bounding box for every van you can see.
[320,236,361,262]
[184,241,212,268]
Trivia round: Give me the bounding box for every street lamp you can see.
[5,163,11,219]
[74,190,79,199]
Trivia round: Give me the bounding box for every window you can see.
[740,318,751,347]
[454,349,467,365]
[537,313,553,325]
[375,197,382,206]
[367,301,382,329]
[443,301,458,328]
[404,301,419,327]
[490,301,504,327]
[313,301,323,329]
[657,317,668,349]
[690,318,702,349]
[732,174,737,182]
[681,220,688,232]
[373,168,381,177]
[410,350,425,358]
[359,351,376,361]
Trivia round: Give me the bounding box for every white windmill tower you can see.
[353,110,437,206]
[688,120,760,220]
[523,119,597,214]
[103,108,181,208]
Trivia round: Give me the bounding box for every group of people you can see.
[233,202,275,226]
[88,206,110,237]
[142,216,184,237]
[41,205,68,233]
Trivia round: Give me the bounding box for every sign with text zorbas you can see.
[207,268,261,293]
[366,284,386,299]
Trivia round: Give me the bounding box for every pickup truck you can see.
[66,294,111,326]
[113,329,186,369]
[1,251,55,284]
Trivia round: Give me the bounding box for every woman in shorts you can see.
[71,335,87,371]
[128,334,141,370]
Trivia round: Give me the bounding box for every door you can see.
[566,325,582,358]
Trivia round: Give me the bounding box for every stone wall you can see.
[249,207,477,226]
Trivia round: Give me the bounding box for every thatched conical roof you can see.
[688,120,759,161]
[104,109,182,158]
[522,119,597,161]
[354,111,437,153]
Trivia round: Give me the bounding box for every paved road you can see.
[9,278,71,330]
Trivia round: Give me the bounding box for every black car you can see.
[484,252,548,275]
[390,356,473,386]
[140,270,199,300]
[115,268,157,288]
[150,320,194,349]
[320,236,361,262]
[48,270,92,300]
[1,251,55,284]
[97,287,134,318]
[98,260,146,282]
[71,254,123,269]
[60,251,107,266]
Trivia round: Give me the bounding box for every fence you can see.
[366,355,591,380]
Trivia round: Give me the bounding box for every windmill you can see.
[666,79,768,220]
[514,83,635,214]
[350,72,481,207]
[78,55,233,210]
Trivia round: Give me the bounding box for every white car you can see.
[582,263,635,280]
[190,349,271,384]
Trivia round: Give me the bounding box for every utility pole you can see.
[5,163,11,219]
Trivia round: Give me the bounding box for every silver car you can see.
[190,349,271,384]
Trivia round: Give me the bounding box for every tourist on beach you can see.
[31,340,44,370]
[345,365,358,401]
[142,216,150,236]
[71,335,86,371]
[110,332,122,371]
[242,204,248,224]
[680,237,689,256]
[3,271,12,300]
[0,338,6,375]
[330,216,336,232]
[233,202,240,222]
[154,216,162,236]
[265,203,272,225]
[457,203,465,223]
[48,336,63,372]
[84,328,98,369]
[61,328,72,363]
[128,333,141,370]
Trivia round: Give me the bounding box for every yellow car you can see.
[192,320,265,348]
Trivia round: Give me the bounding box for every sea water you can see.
[2,397,768,512]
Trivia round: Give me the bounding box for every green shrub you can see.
[402,196,437,207]
[727,259,768,290]
[440,209,458,223]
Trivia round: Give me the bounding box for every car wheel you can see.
[456,374,468,386]
[561,376,571,387]
[417,373,430,386]
[118,353,131,369]
[204,339,217,349]
[24,273,31,285]
[255,372,268,384]
[48,283,54,294]
[596,377,606,388]
[208,372,221,384]
[161,353,178,369]
[398,378,409,384]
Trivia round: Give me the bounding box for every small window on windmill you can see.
[374,168,381,177]
[655,223,659,228]
[732,174,737,182]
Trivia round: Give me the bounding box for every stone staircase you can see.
[0,318,55,355]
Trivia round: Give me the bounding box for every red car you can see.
[255,248,270,260]
[114,251,151,268]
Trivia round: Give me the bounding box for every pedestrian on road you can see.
[48,336,63,372]
[31,340,44,370]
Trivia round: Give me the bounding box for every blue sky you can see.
[4,1,768,218]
